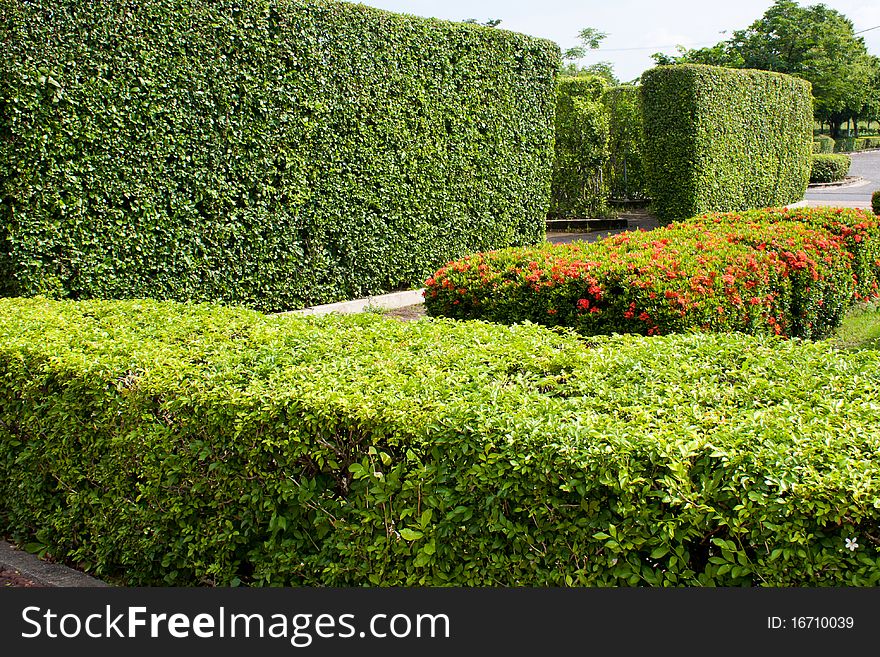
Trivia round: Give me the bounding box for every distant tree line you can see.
[652,0,880,138]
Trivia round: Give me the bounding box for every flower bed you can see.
[689,207,880,302]
[424,208,880,339]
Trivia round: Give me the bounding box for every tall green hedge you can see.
[603,85,647,201]
[548,76,610,219]
[0,0,558,311]
[2,298,880,586]
[641,64,812,223]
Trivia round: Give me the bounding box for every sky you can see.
[352,0,880,83]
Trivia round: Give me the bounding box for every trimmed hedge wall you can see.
[641,64,812,223]
[0,0,558,310]
[810,154,851,183]
[603,85,648,201]
[424,207,880,339]
[2,298,880,586]
[548,76,610,218]
[834,136,880,152]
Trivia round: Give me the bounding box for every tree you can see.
[654,0,880,138]
[462,18,502,28]
[560,27,619,84]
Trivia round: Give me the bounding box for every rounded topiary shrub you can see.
[812,135,835,154]
[810,154,851,183]
[873,190,880,216]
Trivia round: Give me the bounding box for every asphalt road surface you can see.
[804,150,880,208]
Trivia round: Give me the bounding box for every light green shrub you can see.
[2,298,880,586]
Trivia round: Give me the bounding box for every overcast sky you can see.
[353,0,880,82]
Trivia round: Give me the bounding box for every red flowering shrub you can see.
[424,208,868,339]
[691,207,880,302]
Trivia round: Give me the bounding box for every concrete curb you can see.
[275,288,425,317]
[807,176,868,190]
[0,540,110,587]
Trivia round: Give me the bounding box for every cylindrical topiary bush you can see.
[810,154,851,183]
[640,64,812,223]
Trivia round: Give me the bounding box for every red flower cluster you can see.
[423,208,880,340]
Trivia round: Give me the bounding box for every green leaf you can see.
[399,528,424,541]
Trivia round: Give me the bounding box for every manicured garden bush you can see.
[548,76,610,218]
[873,191,880,215]
[641,64,812,222]
[425,207,879,339]
[812,135,835,153]
[860,136,880,150]
[603,85,647,201]
[810,154,851,183]
[0,0,558,310]
[2,298,879,586]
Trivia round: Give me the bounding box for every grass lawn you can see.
[827,301,880,351]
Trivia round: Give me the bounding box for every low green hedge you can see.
[861,136,880,150]
[810,154,851,183]
[834,136,880,152]
[2,298,880,586]
[812,135,835,154]
[874,191,880,216]
[425,207,879,339]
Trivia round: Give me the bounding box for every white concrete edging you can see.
[275,288,425,317]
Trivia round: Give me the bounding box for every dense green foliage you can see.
[655,0,880,139]
[603,85,647,201]
[0,0,558,310]
[812,135,835,153]
[810,154,851,183]
[2,297,879,586]
[424,207,880,339]
[873,191,880,216]
[548,76,610,218]
[640,65,812,222]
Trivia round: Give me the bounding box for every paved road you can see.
[804,150,880,208]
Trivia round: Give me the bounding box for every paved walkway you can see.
[804,150,880,209]
[0,540,108,587]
